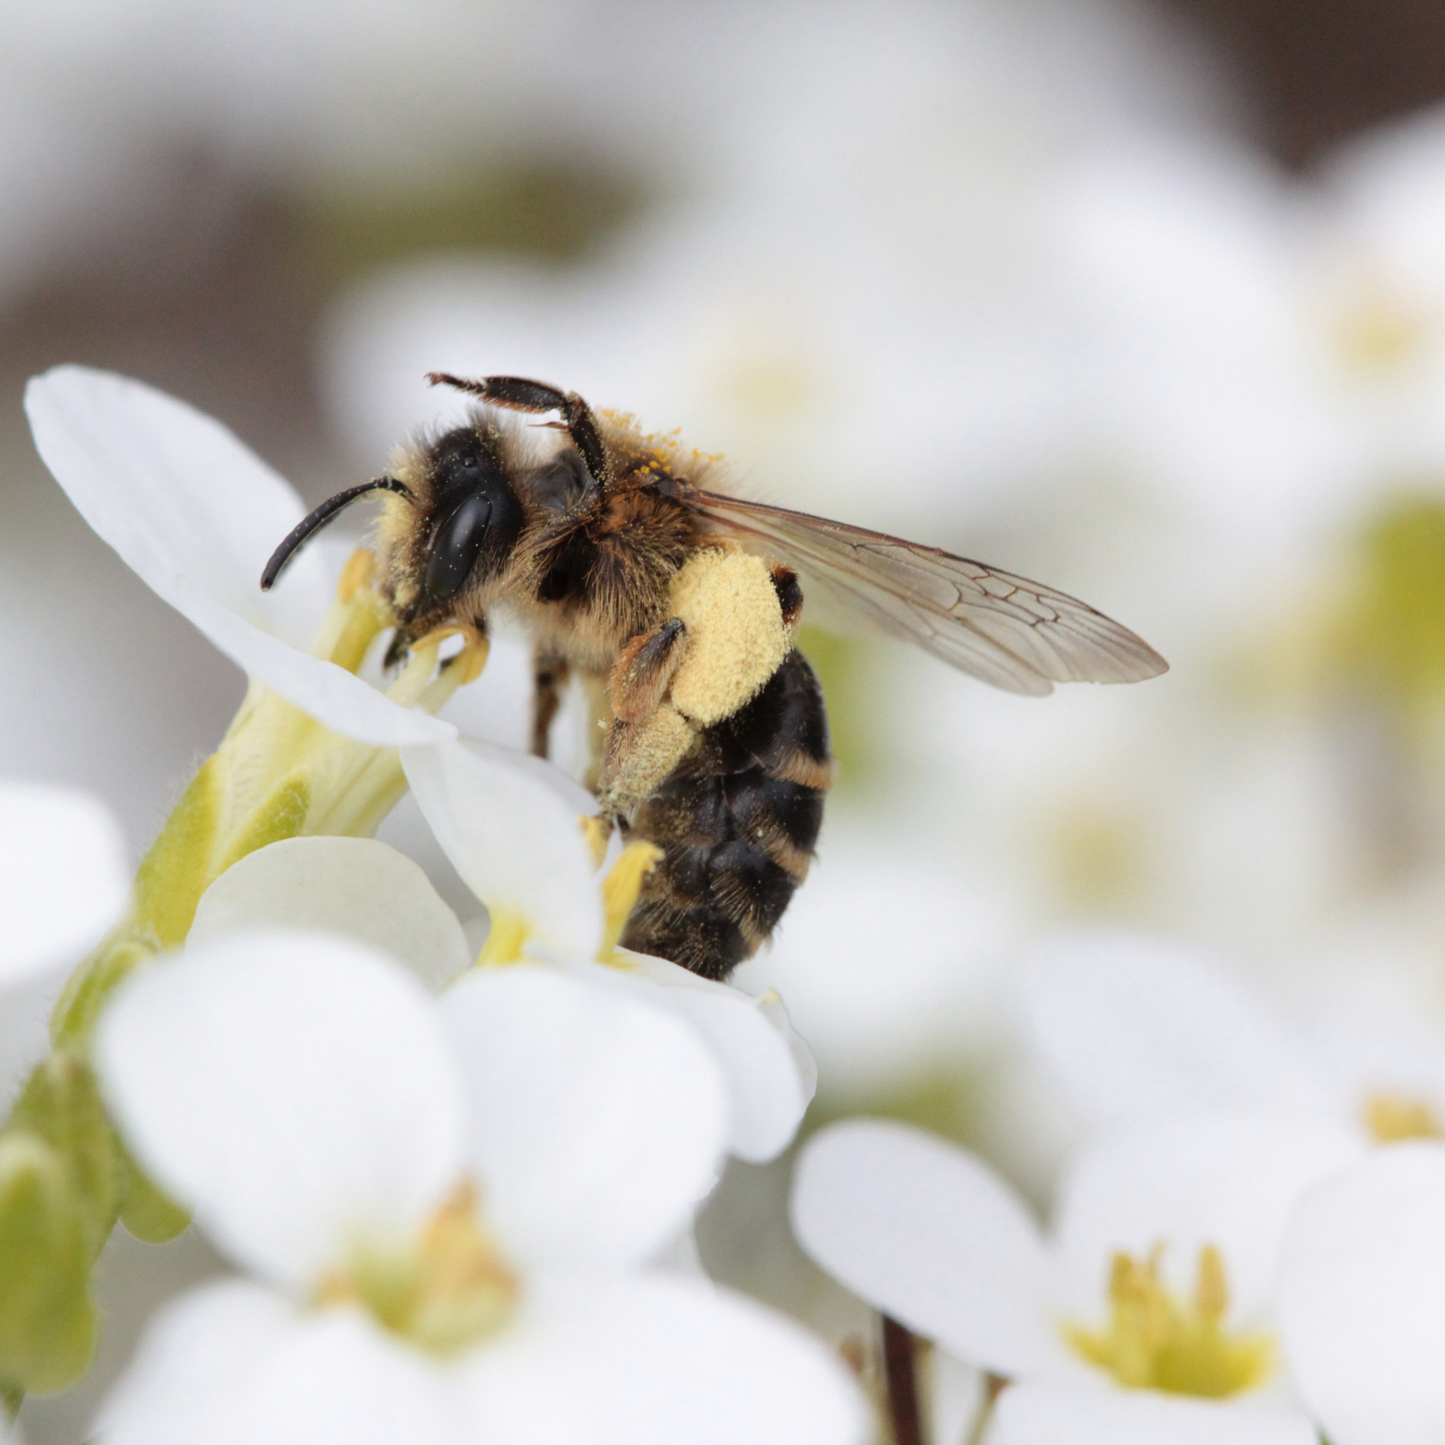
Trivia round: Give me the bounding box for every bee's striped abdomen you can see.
[620,648,832,980]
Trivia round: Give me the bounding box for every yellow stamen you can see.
[315,1180,517,1356]
[336,546,376,603]
[579,814,613,869]
[1062,1243,1273,1398]
[599,841,662,961]
[476,908,531,967]
[1363,1091,1444,1143]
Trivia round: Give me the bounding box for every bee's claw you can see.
[412,622,490,686]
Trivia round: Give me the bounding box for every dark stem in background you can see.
[881,1314,923,1445]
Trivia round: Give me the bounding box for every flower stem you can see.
[962,1372,1005,1445]
[882,1314,924,1445]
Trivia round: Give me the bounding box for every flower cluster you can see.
[787,932,1445,1444]
[0,368,862,1443]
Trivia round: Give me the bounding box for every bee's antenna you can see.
[260,477,413,591]
[426,372,609,488]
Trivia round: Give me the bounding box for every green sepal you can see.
[214,769,311,878]
[132,756,223,951]
[0,1135,98,1395]
[8,1053,115,1258]
[116,1145,189,1244]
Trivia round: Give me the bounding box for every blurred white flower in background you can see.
[1022,931,1445,1146]
[1277,1142,1445,1445]
[793,1114,1360,1444]
[94,931,866,1445]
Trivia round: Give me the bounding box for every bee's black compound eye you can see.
[420,477,525,607]
[424,493,493,603]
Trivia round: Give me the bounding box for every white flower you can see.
[793,1114,1360,1444]
[1022,930,1445,1146]
[0,779,128,1104]
[188,737,816,1163]
[24,364,457,749]
[92,931,866,1445]
[1277,1141,1445,1445]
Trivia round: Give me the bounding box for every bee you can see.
[262,374,1167,980]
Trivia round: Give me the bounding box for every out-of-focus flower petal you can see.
[93,1281,297,1445]
[440,968,726,1271]
[189,837,469,990]
[1279,1143,1445,1445]
[95,932,466,1289]
[0,779,127,986]
[990,1379,1318,1445]
[94,1279,465,1445]
[401,740,600,962]
[460,1273,870,1445]
[792,1119,1061,1378]
[589,951,815,1162]
[1051,1114,1363,1318]
[1022,933,1334,1126]
[25,365,453,746]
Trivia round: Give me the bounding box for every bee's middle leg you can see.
[531,649,570,759]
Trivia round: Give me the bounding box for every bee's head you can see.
[410,424,526,608]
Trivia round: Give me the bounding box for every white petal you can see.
[401,740,600,961]
[96,1280,465,1445]
[1022,933,1333,1125]
[0,779,128,986]
[25,366,453,747]
[1051,1113,1364,1319]
[462,1274,870,1445]
[95,932,466,1287]
[792,1119,1062,1378]
[95,1281,297,1445]
[1279,1143,1445,1445]
[990,1381,1318,1445]
[26,366,328,648]
[173,572,454,746]
[441,968,728,1269]
[586,952,815,1162]
[190,838,469,990]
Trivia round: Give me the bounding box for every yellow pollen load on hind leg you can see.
[1062,1244,1274,1399]
[667,549,789,725]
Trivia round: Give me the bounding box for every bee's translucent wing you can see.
[687,489,1168,696]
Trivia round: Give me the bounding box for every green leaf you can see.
[0,1135,97,1395]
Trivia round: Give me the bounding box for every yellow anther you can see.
[315,1179,517,1356]
[1195,1244,1228,1322]
[599,841,662,961]
[579,814,614,870]
[336,547,377,604]
[1363,1091,1445,1143]
[1062,1243,1273,1399]
[476,908,530,967]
